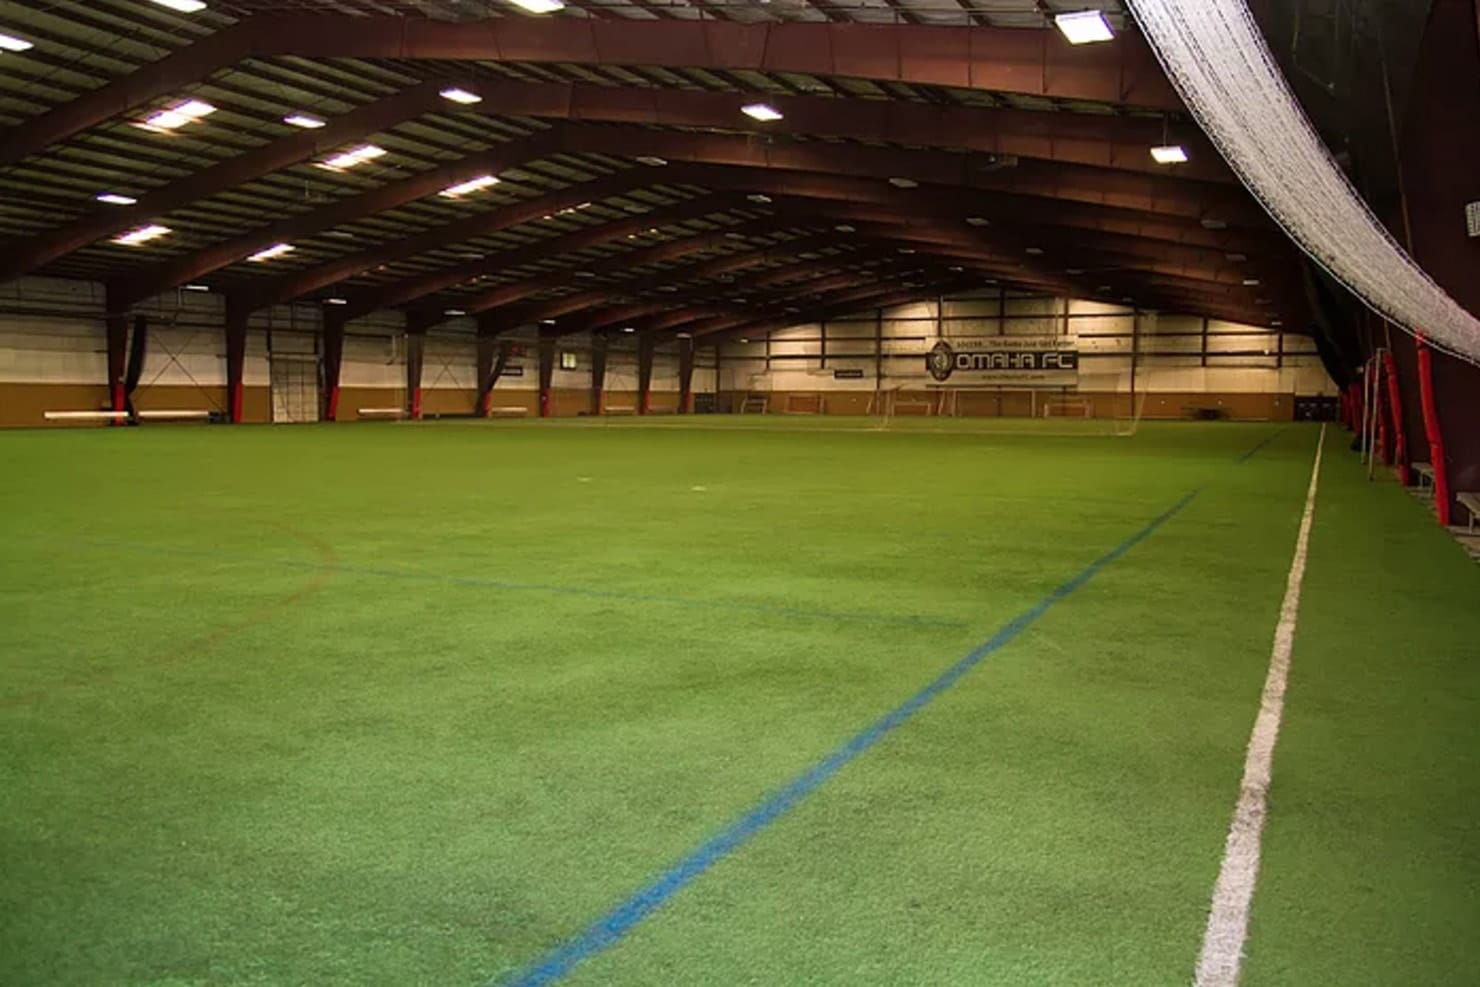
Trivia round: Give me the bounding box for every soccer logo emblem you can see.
[927,340,955,382]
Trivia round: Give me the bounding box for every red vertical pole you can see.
[1415,335,1451,524]
[1382,350,1409,485]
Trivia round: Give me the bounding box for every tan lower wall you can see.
[0,383,269,427]
[716,390,1295,422]
[6,383,1289,427]
[421,388,478,417]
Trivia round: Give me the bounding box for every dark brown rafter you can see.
[336,192,752,320]
[459,79,1227,182]
[0,6,1314,335]
[0,81,448,283]
[84,125,1279,314]
[0,14,1179,168]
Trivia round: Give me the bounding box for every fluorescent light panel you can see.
[320,144,386,171]
[137,99,216,132]
[114,225,171,246]
[149,0,207,11]
[440,175,501,198]
[184,284,210,291]
[284,113,325,129]
[444,309,466,316]
[96,193,138,206]
[326,298,348,305]
[741,102,783,122]
[0,31,34,52]
[439,87,483,105]
[507,0,566,12]
[1150,144,1189,164]
[248,243,295,262]
[1054,10,1114,45]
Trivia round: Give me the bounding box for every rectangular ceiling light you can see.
[149,0,208,11]
[96,193,138,206]
[247,243,295,262]
[439,87,483,105]
[183,284,210,291]
[136,99,216,132]
[888,177,919,189]
[326,298,348,305]
[0,32,34,52]
[319,144,387,171]
[284,113,325,129]
[444,309,467,317]
[113,224,171,246]
[440,175,501,198]
[1150,144,1190,164]
[635,156,667,167]
[741,103,783,122]
[1054,10,1114,45]
[507,0,566,12]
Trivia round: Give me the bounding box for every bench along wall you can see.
[715,292,1335,420]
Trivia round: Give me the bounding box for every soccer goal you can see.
[781,392,824,415]
[1040,396,1094,420]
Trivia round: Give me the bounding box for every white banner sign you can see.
[925,335,1079,386]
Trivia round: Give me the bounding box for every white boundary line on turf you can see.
[444,420,1129,439]
[1195,422,1326,987]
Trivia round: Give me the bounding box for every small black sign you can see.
[833,368,866,380]
[502,365,525,377]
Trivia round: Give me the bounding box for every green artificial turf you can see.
[0,418,1474,986]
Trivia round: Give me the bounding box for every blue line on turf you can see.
[1236,427,1287,464]
[490,489,1200,987]
[69,539,965,630]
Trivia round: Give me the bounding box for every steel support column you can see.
[677,334,695,413]
[637,334,656,414]
[321,309,346,421]
[225,300,249,424]
[538,328,557,418]
[105,312,128,425]
[405,330,426,420]
[591,331,609,415]
[475,322,498,417]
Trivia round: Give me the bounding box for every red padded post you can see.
[1415,334,1451,525]
[1382,350,1409,486]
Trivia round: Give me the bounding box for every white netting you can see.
[1126,0,1480,367]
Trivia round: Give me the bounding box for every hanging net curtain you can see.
[1126,0,1480,367]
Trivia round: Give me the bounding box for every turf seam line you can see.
[1194,423,1325,987]
[68,539,966,629]
[489,489,1201,987]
